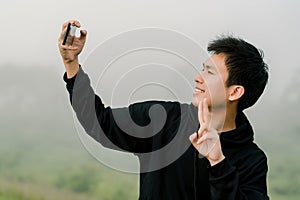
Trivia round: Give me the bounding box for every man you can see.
[58,20,269,199]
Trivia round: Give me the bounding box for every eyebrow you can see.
[202,63,216,70]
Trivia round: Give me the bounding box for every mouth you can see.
[194,87,205,94]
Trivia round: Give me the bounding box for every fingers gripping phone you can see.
[62,23,77,46]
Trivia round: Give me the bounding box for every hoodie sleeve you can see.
[208,148,269,200]
[63,67,180,153]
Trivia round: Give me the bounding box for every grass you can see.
[0,179,98,200]
[0,144,139,200]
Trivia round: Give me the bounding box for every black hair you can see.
[207,35,269,111]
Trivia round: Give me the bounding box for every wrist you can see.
[64,59,80,79]
[209,154,225,166]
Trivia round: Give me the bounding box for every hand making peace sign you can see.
[189,98,225,166]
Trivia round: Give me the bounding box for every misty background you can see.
[0,0,299,199]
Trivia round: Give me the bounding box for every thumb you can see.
[189,132,197,143]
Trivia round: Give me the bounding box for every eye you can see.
[208,70,214,74]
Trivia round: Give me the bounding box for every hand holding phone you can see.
[62,23,77,46]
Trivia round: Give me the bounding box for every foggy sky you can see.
[1,0,300,101]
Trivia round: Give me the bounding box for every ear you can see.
[228,85,244,101]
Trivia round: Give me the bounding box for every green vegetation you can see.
[0,150,139,200]
[0,179,99,200]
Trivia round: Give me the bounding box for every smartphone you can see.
[62,23,77,45]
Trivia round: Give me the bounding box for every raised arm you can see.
[58,20,180,154]
[58,20,148,152]
[58,20,87,78]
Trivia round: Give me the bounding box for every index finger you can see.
[198,100,204,125]
[61,20,81,31]
[203,98,209,125]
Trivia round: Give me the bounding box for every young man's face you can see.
[192,53,229,109]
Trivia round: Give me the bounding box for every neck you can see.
[210,105,237,133]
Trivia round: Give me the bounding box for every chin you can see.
[192,101,197,107]
[192,97,199,107]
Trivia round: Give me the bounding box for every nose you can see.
[194,73,204,84]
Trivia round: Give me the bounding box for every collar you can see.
[220,112,254,152]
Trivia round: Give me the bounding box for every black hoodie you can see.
[63,67,269,200]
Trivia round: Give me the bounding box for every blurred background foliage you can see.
[0,66,299,200]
